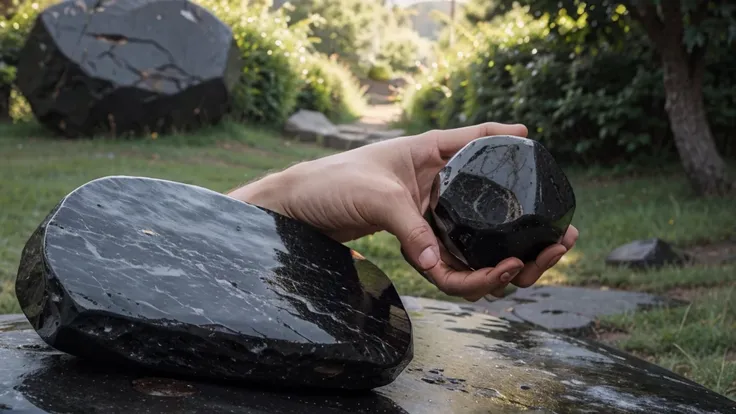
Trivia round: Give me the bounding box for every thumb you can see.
[381,202,440,272]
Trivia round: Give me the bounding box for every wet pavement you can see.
[3,297,735,413]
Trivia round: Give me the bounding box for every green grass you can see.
[0,121,334,312]
[1,121,735,399]
[601,287,736,398]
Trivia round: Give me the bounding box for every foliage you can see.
[375,26,431,74]
[199,0,312,125]
[283,0,380,66]
[295,53,366,123]
[282,0,427,75]
[401,4,736,164]
[0,0,53,120]
[367,61,393,82]
[0,1,49,71]
[486,1,736,54]
[0,0,53,88]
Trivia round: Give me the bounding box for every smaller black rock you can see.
[605,238,689,269]
[428,135,576,269]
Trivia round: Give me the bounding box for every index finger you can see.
[429,122,529,159]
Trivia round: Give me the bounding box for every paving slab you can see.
[472,286,684,335]
[323,132,370,150]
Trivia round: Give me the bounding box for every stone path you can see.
[284,79,407,151]
[470,285,686,337]
[284,107,405,150]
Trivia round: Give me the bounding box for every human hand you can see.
[228,123,579,301]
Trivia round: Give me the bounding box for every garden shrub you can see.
[375,27,430,74]
[367,62,393,82]
[295,54,366,123]
[0,0,52,121]
[198,0,312,125]
[401,5,736,164]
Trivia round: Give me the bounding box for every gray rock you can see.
[473,286,684,335]
[336,124,371,134]
[323,132,370,150]
[366,129,405,142]
[606,238,690,269]
[284,110,339,142]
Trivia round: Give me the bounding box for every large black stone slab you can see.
[606,238,690,269]
[15,0,242,137]
[3,297,736,413]
[14,176,412,390]
[474,286,684,336]
[428,135,576,269]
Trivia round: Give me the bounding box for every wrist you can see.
[227,171,293,217]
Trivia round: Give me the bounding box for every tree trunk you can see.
[0,85,10,122]
[660,46,734,196]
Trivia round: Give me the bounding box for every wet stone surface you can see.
[428,135,576,269]
[3,297,736,413]
[15,0,242,137]
[474,286,684,335]
[14,176,412,390]
[606,238,690,269]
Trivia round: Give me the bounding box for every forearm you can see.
[227,171,293,217]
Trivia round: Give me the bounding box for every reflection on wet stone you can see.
[3,297,736,412]
[15,0,242,137]
[428,135,576,269]
[14,176,412,390]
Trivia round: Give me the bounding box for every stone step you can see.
[284,109,405,151]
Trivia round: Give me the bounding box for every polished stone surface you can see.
[3,297,736,413]
[606,238,690,269]
[15,0,242,137]
[14,176,412,390]
[473,286,685,335]
[428,136,576,269]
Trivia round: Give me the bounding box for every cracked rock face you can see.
[15,0,242,137]
[14,176,413,390]
[428,136,576,269]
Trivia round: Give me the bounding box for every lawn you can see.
[1,121,735,399]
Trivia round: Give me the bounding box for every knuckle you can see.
[406,224,432,245]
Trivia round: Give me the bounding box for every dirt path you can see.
[354,104,402,130]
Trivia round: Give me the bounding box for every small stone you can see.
[14,176,412,390]
[323,132,370,150]
[428,135,576,269]
[365,129,405,142]
[284,110,339,142]
[605,238,689,269]
[472,286,684,334]
[15,0,242,137]
[336,124,370,134]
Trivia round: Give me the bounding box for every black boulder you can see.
[15,0,242,137]
[15,176,413,390]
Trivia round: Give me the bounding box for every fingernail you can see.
[500,272,513,283]
[547,253,564,269]
[418,247,439,270]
